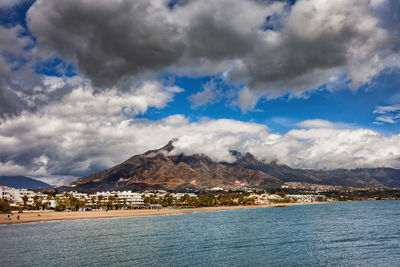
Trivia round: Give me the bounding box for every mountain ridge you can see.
[61,140,400,193]
[0,176,53,189]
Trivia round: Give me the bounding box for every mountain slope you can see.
[0,176,53,189]
[226,151,320,183]
[62,140,400,193]
[65,140,280,193]
[298,168,400,188]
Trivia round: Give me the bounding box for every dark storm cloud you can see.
[27,0,284,88]
[27,0,187,88]
[374,0,400,52]
[0,86,25,116]
[0,25,41,117]
[0,25,81,118]
[26,0,399,101]
[2,0,400,185]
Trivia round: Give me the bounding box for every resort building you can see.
[88,191,145,207]
[0,185,36,206]
[285,194,326,202]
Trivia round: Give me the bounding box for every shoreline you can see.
[0,200,395,225]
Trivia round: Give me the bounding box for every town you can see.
[1,182,400,213]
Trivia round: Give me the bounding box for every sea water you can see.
[0,201,399,266]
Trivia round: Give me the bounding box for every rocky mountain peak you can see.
[161,138,178,153]
[67,141,400,193]
[229,150,258,165]
[143,138,178,157]
[229,150,242,160]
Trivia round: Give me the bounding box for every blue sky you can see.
[137,71,400,135]
[3,0,399,134]
[1,0,400,184]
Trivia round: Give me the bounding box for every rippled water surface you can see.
[1,201,400,266]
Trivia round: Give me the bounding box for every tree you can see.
[91,196,97,209]
[180,194,191,206]
[276,191,287,198]
[55,197,66,211]
[67,196,82,211]
[80,196,88,209]
[107,195,115,210]
[97,195,104,209]
[42,201,49,210]
[33,195,42,210]
[162,193,175,207]
[22,195,29,208]
[113,194,120,210]
[143,196,151,205]
[0,199,11,213]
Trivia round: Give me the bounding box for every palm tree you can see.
[33,195,42,210]
[0,199,11,213]
[107,195,115,210]
[42,201,49,210]
[55,197,66,211]
[91,196,97,209]
[113,194,120,209]
[97,195,104,210]
[80,196,88,210]
[22,195,29,208]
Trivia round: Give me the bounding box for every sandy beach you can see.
[0,202,333,225]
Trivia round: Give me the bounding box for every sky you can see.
[0,0,400,185]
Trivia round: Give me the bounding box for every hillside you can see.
[0,176,53,189]
[61,140,400,193]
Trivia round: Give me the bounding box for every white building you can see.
[114,191,144,206]
[210,187,224,191]
[248,193,271,204]
[286,194,326,202]
[88,191,145,206]
[42,199,57,208]
[0,185,37,205]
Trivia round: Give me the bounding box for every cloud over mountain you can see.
[1,81,400,185]
[1,0,400,185]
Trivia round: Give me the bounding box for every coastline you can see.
[0,201,390,225]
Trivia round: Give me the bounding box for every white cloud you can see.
[1,0,400,186]
[1,83,400,186]
[189,79,220,109]
[0,80,183,185]
[373,104,400,114]
[370,0,386,8]
[296,119,335,129]
[375,115,397,124]
[25,0,400,112]
[373,104,400,124]
[237,87,261,113]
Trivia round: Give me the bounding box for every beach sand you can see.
[0,202,327,225]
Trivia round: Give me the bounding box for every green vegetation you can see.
[161,192,256,208]
[55,193,87,211]
[3,188,398,213]
[322,189,400,201]
[22,195,28,208]
[269,198,294,203]
[0,198,11,213]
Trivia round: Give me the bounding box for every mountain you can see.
[0,176,53,189]
[63,140,280,193]
[298,168,400,188]
[62,140,400,193]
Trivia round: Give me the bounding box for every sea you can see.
[0,201,399,267]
